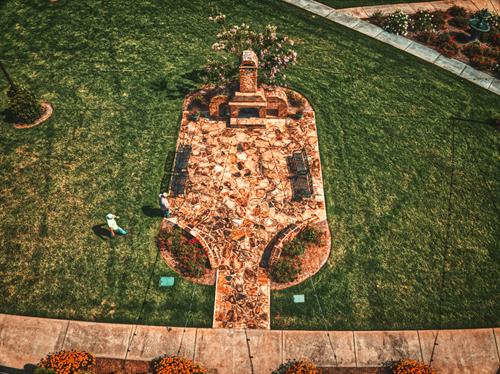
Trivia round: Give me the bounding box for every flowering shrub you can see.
[434,33,459,57]
[38,350,95,374]
[272,359,318,374]
[382,10,410,36]
[152,355,206,374]
[156,227,210,278]
[205,12,297,85]
[430,10,446,29]
[393,359,437,374]
[493,62,500,77]
[412,11,436,32]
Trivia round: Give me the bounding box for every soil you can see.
[14,102,53,129]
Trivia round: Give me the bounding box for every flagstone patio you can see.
[165,94,329,329]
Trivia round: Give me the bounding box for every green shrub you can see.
[282,239,306,257]
[435,32,459,57]
[448,5,467,17]
[298,226,322,245]
[449,15,469,28]
[412,11,436,32]
[382,10,410,36]
[270,256,301,283]
[416,31,438,44]
[369,10,385,26]
[7,85,42,123]
[462,41,483,58]
[430,10,446,29]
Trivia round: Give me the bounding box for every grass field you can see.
[0,0,499,330]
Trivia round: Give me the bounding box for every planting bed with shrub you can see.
[371,7,500,77]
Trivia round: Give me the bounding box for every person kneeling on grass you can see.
[106,213,128,237]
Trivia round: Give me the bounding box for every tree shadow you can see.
[150,68,205,100]
[141,205,163,218]
[0,365,30,374]
[92,223,112,240]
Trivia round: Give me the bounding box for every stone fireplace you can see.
[209,49,289,126]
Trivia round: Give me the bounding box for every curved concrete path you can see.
[0,314,499,373]
[281,0,500,95]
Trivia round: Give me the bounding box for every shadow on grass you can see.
[141,205,163,218]
[0,364,35,374]
[92,223,111,240]
[150,68,205,100]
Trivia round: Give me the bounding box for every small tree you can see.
[7,84,42,123]
[205,12,298,86]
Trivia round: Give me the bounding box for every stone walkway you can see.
[281,0,500,95]
[1,314,499,373]
[167,94,328,329]
[338,0,499,19]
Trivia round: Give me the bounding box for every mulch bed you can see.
[14,102,53,129]
[95,358,388,374]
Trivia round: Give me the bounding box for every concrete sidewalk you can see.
[0,314,498,373]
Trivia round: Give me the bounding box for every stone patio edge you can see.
[281,0,499,96]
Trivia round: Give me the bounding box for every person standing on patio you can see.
[159,192,171,218]
[106,213,128,237]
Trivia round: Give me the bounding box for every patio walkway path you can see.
[337,0,499,20]
[281,0,500,95]
[1,314,499,373]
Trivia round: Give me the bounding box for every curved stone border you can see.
[14,102,53,129]
[270,220,332,290]
[1,314,499,373]
[281,0,500,95]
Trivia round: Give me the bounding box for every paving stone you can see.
[434,55,468,75]
[281,0,314,9]
[194,329,281,374]
[303,1,336,17]
[338,7,369,19]
[127,326,196,361]
[374,31,412,50]
[408,2,439,12]
[362,4,413,16]
[405,41,441,63]
[0,315,68,368]
[62,320,133,359]
[354,330,421,366]
[488,78,500,95]
[353,20,384,38]
[283,331,356,367]
[460,65,495,89]
[419,329,499,374]
[326,11,361,28]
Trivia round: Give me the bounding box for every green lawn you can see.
[0,0,499,331]
[317,0,428,9]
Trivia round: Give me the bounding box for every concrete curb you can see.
[1,314,499,373]
[281,0,500,95]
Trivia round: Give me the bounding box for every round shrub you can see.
[469,55,495,70]
[152,355,207,374]
[282,239,306,257]
[412,11,436,32]
[462,41,483,58]
[382,10,410,36]
[393,359,437,374]
[416,31,438,44]
[270,255,301,283]
[430,10,446,29]
[448,5,467,18]
[449,15,469,29]
[272,359,318,374]
[298,226,322,245]
[38,350,96,374]
[7,85,42,123]
[435,32,459,57]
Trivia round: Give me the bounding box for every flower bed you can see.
[156,226,211,278]
[152,355,206,374]
[37,350,96,374]
[369,7,500,77]
[270,226,322,283]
